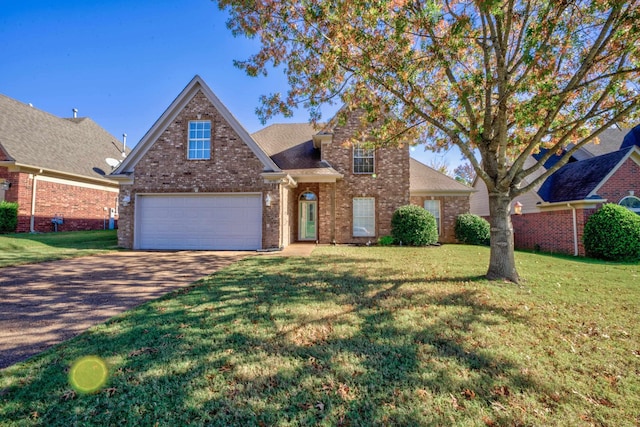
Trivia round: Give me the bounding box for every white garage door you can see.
[136,194,262,250]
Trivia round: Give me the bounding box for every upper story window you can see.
[353,143,375,174]
[619,196,640,214]
[188,120,211,160]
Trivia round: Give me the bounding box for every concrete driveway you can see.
[0,251,251,369]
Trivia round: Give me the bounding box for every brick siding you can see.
[410,195,470,243]
[117,90,281,249]
[1,168,119,233]
[320,113,410,244]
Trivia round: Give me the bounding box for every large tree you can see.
[217,0,640,282]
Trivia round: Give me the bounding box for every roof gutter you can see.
[0,161,120,187]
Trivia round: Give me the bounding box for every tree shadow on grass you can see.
[1,254,565,426]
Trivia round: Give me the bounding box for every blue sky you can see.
[0,0,463,170]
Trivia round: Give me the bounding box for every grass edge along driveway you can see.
[1,245,638,426]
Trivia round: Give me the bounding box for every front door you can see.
[299,200,317,241]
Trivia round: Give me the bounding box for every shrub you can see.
[391,205,438,246]
[455,213,490,246]
[0,201,18,233]
[583,204,640,261]
[377,235,395,246]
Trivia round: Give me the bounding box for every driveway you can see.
[0,251,251,369]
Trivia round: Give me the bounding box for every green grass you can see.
[1,246,639,426]
[0,230,119,267]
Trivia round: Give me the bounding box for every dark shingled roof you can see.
[0,94,125,180]
[538,147,632,203]
[621,124,640,150]
[252,123,325,170]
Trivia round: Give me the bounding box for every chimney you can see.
[72,108,78,118]
[122,133,127,157]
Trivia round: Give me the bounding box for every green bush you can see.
[377,235,395,246]
[0,201,18,233]
[455,213,490,246]
[583,204,640,261]
[391,205,438,246]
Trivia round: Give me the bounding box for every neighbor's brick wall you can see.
[410,195,470,243]
[118,89,281,249]
[596,158,640,203]
[1,169,118,233]
[321,113,410,243]
[511,208,595,256]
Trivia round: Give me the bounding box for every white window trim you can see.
[353,143,375,174]
[187,120,211,160]
[423,199,441,235]
[353,197,375,237]
[619,195,640,214]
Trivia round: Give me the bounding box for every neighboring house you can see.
[111,75,472,250]
[0,94,125,233]
[471,125,640,255]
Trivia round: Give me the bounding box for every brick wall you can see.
[117,90,281,249]
[410,195,470,243]
[595,158,640,203]
[512,208,595,256]
[321,114,410,243]
[1,168,118,233]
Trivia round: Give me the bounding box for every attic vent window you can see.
[188,120,211,160]
[619,196,640,214]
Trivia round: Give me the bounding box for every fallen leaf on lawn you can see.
[492,385,510,397]
[104,387,117,396]
[462,388,476,399]
[61,389,76,401]
[128,347,158,357]
[450,393,464,410]
[315,402,325,411]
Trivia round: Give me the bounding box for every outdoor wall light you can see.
[0,180,11,191]
[513,201,523,215]
[265,193,272,207]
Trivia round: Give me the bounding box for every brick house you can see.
[111,76,472,250]
[471,125,640,256]
[0,94,125,233]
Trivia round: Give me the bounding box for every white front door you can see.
[299,200,317,241]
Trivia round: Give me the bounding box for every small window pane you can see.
[353,144,374,174]
[188,120,211,160]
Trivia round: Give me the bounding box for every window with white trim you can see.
[423,199,441,235]
[353,143,375,174]
[619,195,640,214]
[353,197,375,237]
[188,120,211,160]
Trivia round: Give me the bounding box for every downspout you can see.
[30,173,39,233]
[568,203,578,256]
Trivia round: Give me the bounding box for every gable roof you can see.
[0,94,124,182]
[538,147,634,203]
[112,75,279,177]
[252,123,325,170]
[410,158,474,194]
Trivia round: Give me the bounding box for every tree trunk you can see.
[487,192,520,283]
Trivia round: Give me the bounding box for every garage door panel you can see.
[136,194,262,250]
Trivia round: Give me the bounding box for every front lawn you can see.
[0,230,119,268]
[1,246,638,426]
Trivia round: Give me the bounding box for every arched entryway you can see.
[298,191,317,241]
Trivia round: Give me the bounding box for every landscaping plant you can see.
[0,201,18,234]
[391,205,438,246]
[583,203,640,261]
[455,213,490,246]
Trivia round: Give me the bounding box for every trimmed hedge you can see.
[583,204,640,261]
[391,205,438,246]
[455,213,490,246]
[0,201,18,233]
